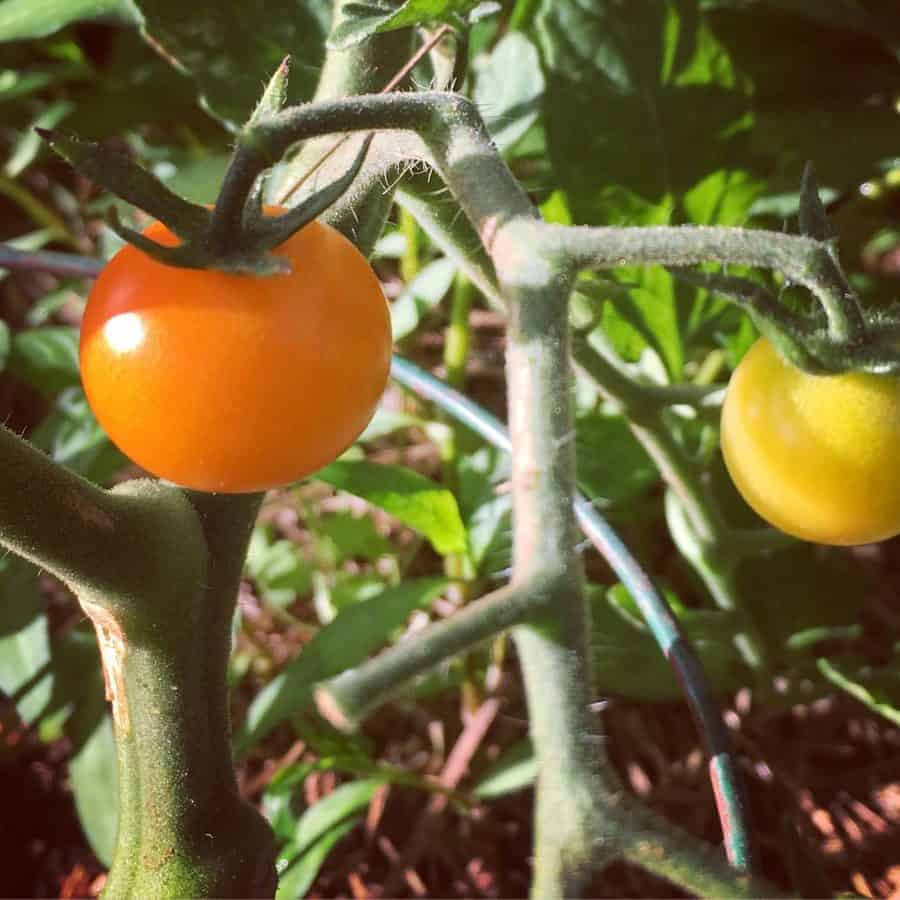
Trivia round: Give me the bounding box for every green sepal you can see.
[250,133,374,254]
[244,56,293,225]
[106,208,291,276]
[37,128,210,238]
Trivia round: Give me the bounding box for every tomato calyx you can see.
[37,57,374,277]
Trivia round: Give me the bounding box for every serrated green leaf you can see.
[328,0,477,49]
[316,459,466,555]
[234,578,448,753]
[69,713,118,866]
[0,0,138,41]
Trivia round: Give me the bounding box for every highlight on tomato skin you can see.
[79,218,393,493]
[720,336,900,546]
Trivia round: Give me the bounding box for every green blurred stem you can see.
[0,172,77,249]
[445,272,474,390]
[440,272,476,580]
[508,0,540,31]
[400,206,421,283]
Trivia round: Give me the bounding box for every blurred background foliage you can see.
[0,0,899,896]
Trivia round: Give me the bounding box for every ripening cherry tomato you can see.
[80,218,392,493]
[721,336,900,545]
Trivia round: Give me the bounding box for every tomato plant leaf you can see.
[69,712,119,866]
[455,447,511,578]
[474,738,537,798]
[314,512,394,565]
[245,526,314,609]
[234,578,448,753]
[276,818,359,899]
[275,779,383,899]
[472,32,544,154]
[129,0,331,124]
[0,557,50,725]
[30,388,126,484]
[316,459,467,555]
[575,412,658,509]
[536,0,752,223]
[701,1,900,191]
[328,0,479,50]
[390,257,456,341]
[8,326,80,395]
[0,0,138,42]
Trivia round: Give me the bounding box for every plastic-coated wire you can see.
[0,245,104,279]
[0,243,753,871]
[390,354,754,873]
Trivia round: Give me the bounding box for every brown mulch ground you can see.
[5,668,900,898]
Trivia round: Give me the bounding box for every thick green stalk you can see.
[0,414,276,897]
[80,485,276,898]
[502,261,622,894]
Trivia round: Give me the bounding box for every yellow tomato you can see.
[721,337,900,545]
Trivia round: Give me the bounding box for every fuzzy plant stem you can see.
[554,223,866,342]
[316,580,549,728]
[0,424,277,896]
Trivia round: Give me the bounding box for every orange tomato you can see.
[80,218,392,493]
